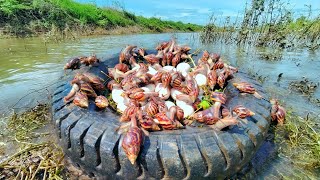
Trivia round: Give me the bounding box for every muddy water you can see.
[0,33,319,116]
[0,33,319,177]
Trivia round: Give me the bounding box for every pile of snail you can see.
[63,39,286,165]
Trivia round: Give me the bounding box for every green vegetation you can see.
[0,0,202,37]
[274,110,320,172]
[200,0,320,50]
[7,104,49,142]
[0,104,65,179]
[289,78,320,107]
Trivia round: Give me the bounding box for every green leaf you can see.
[197,100,211,110]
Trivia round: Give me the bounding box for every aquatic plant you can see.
[200,0,320,50]
[274,110,320,171]
[0,104,65,179]
[0,143,64,179]
[7,104,49,142]
[289,78,318,96]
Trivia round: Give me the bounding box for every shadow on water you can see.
[0,33,319,178]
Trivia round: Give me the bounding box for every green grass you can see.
[136,16,200,32]
[274,110,320,172]
[0,0,202,37]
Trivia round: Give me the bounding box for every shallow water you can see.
[0,33,319,116]
[0,33,319,177]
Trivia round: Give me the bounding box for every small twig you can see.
[15,166,22,179]
[101,70,119,84]
[14,135,38,146]
[42,168,47,180]
[20,171,24,180]
[39,165,63,169]
[188,56,196,68]
[30,159,43,180]
[2,165,22,168]
[305,122,318,135]
[190,48,201,56]
[29,166,33,179]
[24,171,29,180]
[0,143,48,166]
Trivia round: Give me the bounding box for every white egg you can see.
[195,74,207,86]
[147,66,157,75]
[112,89,124,104]
[117,102,127,112]
[155,83,162,91]
[141,87,150,92]
[181,71,188,78]
[165,101,176,109]
[163,66,176,72]
[176,62,191,75]
[132,65,140,70]
[145,84,155,92]
[170,88,183,100]
[155,83,170,100]
[176,100,194,118]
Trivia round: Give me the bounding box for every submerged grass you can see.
[289,78,318,96]
[274,110,320,172]
[0,143,64,179]
[0,104,65,179]
[7,104,49,142]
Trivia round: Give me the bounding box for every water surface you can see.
[1,33,318,116]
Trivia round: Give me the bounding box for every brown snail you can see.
[73,91,89,108]
[233,82,263,99]
[122,114,143,164]
[95,95,109,109]
[233,105,255,119]
[270,99,286,125]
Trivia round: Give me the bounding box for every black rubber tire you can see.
[51,53,271,180]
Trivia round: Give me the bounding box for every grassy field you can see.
[0,0,202,37]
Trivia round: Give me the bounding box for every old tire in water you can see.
[51,53,271,179]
